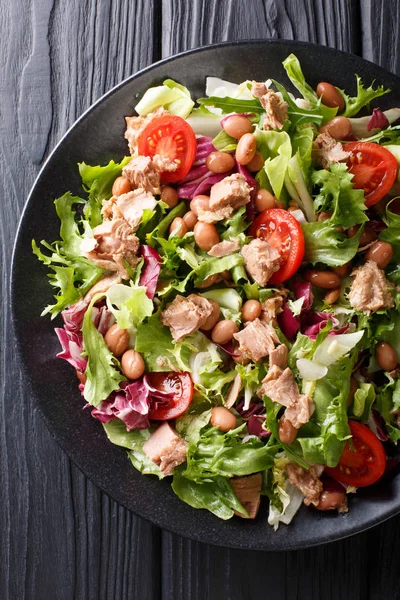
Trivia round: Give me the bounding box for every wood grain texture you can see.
[161,0,361,57]
[3,0,400,599]
[1,1,160,599]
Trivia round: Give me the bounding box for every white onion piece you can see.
[296,358,328,381]
[226,373,242,408]
[313,330,364,367]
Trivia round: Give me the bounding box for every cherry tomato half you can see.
[147,371,194,420]
[137,115,196,183]
[345,142,397,207]
[248,208,305,284]
[325,420,386,487]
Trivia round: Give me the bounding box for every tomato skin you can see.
[325,420,387,487]
[248,208,305,283]
[147,371,194,420]
[345,142,397,207]
[137,115,196,183]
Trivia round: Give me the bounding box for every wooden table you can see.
[2,1,400,598]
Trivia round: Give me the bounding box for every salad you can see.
[33,54,400,528]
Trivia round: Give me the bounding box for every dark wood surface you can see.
[2,1,400,598]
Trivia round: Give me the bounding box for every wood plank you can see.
[360,0,400,73]
[161,0,361,57]
[0,1,161,598]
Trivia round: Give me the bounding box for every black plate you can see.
[11,40,400,551]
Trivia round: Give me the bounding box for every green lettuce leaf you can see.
[254,129,292,199]
[135,79,194,118]
[312,163,368,229]
[102,421,164,478]
[296,355,356,466]
[272,79,329,128]
[379,200,400,283]
[32,192,104,316]
[172,467,248,519]
[79,157,131,227]
[82,295,126,407]
[302,219,362,266]
[351,383,376,422]
[146,201,186,247]
[184,425,280,481]
[212,129,238,151]
[197,96,264,115]
[106,283,153,330]
[282,54,337,123]
[220,206,249,240]
[375,375,400,444]
[302,164,368,265]
[176,410,212,445]
[193,253,244,285]
[201,288,243,323]
[263,453,304,530]
[135,312,191,372]
[340,75,390,118]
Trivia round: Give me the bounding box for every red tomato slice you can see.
[325,420,386,487]
[248,208,305,283]
[345,142,397,207]
[147,371,194,420]
[137,115,196,183]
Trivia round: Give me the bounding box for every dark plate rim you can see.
[10,39,400,551]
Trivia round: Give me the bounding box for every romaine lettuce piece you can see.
[135,79,194,118]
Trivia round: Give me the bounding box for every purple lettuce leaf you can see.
[140,245,161,299]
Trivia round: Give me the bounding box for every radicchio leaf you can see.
[55,327,87,372]
[292,281,314,312]
[140,245,161,299]
[367,108,389,131]
[278,303,300,340]
[91,380,151,430]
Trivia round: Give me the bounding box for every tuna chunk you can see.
[124,107,165,155]
[241,239,281,286]
[285,463,323,507]
[348,260,394,314]
[83,273,122,302]
[251,81,288,130]
[259,365,314,428]
[208,238,240,257]
[143,422,188,476]
[231,473,262,519]
[123,156,161,195]
[161,294,213,341]
[269,344,288,370]
[312,133,350,169]
[261,293,285,322]
[233,318,279,363]
[84,218,140,278]
[115,189,157,230]
[208,174,251,219]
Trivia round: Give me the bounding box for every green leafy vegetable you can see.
[82,295,126,407]
[103,421,164,478]
[380,200,400,283]
[184,425,280,481]
[212,129,238,151]
[340,75,390,118]
[135,79,194,118]
[282,54,337,123]
[352,383,376,423]
[106,283,153,330]
[172,467,248,519]
[201,288,243,323]
[375,375,400,444]
[32,193,104,316]
[79,157,131,227]
[254,129,292,198]
[197,96,264,114]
